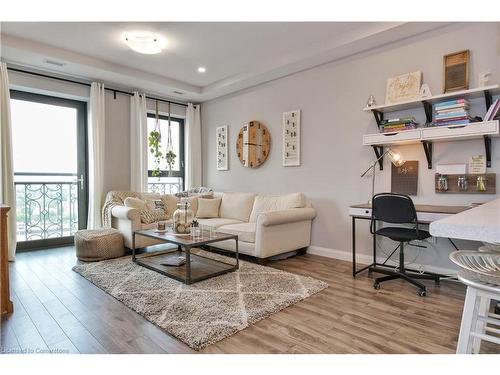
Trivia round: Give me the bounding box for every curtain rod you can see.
[7,66,190,108]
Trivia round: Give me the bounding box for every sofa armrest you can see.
[257,208,316,227]
[111,206,141,221]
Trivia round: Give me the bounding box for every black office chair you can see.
[369,193,440,297]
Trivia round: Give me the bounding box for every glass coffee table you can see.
[132,229,239,285]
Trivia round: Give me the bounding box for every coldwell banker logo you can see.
[1,346,70,354]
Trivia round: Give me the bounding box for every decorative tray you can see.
[449,251,500,285]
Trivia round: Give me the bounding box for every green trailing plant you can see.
[191,219,199,227]
[148,130,162,177]
[166,149,176,175]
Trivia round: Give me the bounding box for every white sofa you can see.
[108,191,316,261]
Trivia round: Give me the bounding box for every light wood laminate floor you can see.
[1,246,498,354]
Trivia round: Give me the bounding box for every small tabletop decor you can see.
[173,201,194,234]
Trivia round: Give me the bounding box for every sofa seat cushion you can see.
[217,222,256,243]
[219,192,256,222]
[249,193,305,222]
[196,218,242,229]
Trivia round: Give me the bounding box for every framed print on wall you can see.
[216,126,228,170]
[283,110,300,166]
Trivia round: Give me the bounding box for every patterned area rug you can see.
[72,249,327,350]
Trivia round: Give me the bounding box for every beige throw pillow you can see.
[124,197,148,210]
[219,192,256,222]
[196,198,221,218]
[249,193,305,222]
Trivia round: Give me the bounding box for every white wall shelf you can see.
[363,121,499,169]
[363,85,499,170]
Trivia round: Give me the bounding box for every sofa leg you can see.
[297,247,308,256]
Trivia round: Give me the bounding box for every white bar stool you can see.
[456,271,500,354]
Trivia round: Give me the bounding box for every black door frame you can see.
[10,90,88,250]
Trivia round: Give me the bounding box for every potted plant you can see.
[148,130,162,177]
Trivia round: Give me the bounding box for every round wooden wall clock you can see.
[236,121,271,168]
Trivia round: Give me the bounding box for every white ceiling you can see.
[0,22,450,102]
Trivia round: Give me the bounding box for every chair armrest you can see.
[111,206,140,221]
[257,208,316,227]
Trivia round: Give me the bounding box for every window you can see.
[146,113,185,194]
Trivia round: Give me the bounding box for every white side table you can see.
[457,272,500,354]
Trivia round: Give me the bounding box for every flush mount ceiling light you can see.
[123,32,166,55]
[197,66,206,73]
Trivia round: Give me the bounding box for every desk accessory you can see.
[435,173,496,194]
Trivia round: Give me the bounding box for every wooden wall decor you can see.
[435,173,496,194]
[443,50,470,93]
[236,121,271,168]
[1,205,13,320]
[283,110,301,166]
[391,161,418,196]
[216,126,228,171]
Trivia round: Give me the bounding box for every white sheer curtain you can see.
[0,62,17,260]
[130,92,148,192]
[87,82,106,229]
[185,103,202,190]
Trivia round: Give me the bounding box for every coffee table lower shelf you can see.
[135,250,238,284]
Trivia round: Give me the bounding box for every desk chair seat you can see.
[369,193,440,297]
[375,227,430,242]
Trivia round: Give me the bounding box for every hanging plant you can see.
[165,101,176,176]
[149,100,162,177]
[148,130,162,177]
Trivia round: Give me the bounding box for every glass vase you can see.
[173,202,194,234]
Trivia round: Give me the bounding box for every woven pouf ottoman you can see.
[75,228,124,261]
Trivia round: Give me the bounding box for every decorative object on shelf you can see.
[282,109,301,167]
[173,201,194,234]
[419,83,432,98]
[385,71,422,104]
[165,101,176,176]
[149,100,163,177]
[436,163,466,175]
[216,126,228,170]
[391,160,418,196]
[437,175,448,191]
[469,155,487,174]
[366,94,376,107]
[484,98,500,121]
[479,70,492,87]
[236,121,271,168]
[443,50,469,93]
[361,148,405,202]
[434,173,495,194]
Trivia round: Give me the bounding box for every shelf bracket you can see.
[421,141,433,169]
[372,145,384,170]
[484,135,492,168]
[484,90,492,112]
[422,101,433,125]
[371,110,384,127]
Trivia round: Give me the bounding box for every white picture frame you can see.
[283,110,300,167]
[216,126,228,171]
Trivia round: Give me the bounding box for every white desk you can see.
[430,198,500,244]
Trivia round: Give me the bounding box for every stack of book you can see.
[379,116,417,133]
[433,99,471,126]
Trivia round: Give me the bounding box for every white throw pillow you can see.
[249,193,305,222]
[219,192,256,222]
[196,198,221,219]
[124,197,148,210]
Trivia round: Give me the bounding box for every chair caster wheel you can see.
[373,282,380,290]
[418,289,427,297]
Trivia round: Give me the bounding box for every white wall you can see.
[201,23,500,271]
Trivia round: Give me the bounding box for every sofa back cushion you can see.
[249,193,306,222]
[219,192,256,222]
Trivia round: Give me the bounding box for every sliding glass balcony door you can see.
[10,90,88,250]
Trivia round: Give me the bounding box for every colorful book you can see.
[484,99,500,121]
[434,99,468,108]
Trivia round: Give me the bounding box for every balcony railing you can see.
[147,177,183,195]
[15,173,79,242]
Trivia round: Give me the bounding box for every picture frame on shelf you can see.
[443,49,469,93]
[216,125,228,171]
[385,71,422,104]
[282,110,301,167]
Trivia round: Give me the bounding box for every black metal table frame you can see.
[132,230,239,285]
[351,215,455,279]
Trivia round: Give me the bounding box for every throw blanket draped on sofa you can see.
[102,191,141,228]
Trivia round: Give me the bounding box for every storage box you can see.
[436,163,467,175]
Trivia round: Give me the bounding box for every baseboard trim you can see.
[307,246,457,277]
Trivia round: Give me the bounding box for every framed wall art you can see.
[216,125,228,170]
[443,49,469,93]
[282,109,300,167]
[385,71,422,104]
